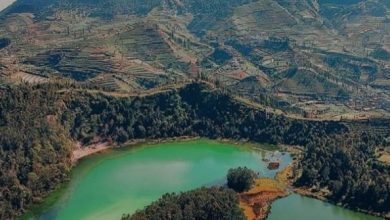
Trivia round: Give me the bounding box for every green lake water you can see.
[267,194,382,220]
[24,140,382,220]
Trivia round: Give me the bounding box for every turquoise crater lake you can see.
[24,140,382,220]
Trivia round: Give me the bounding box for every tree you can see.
[227,167,258,193]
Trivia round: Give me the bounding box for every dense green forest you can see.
[296,133,390,213]
[64,83,348,146]
[121,187,245,220]
[0,84,72,219]
[0,82,389,218]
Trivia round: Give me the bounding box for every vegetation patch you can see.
[295,134,390,215]
[208,48,233,65]
[227,167,258,193]
[122,187,245,220]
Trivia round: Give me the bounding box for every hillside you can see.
[0,2,390,218]
[0,0,389,120]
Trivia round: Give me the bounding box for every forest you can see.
[296,133,390,213]
[64,83,349,146]
[0,82,389,218]
[122,187,245,220]
[0,84,72,219]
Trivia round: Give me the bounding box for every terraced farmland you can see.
[0,0,389,119]
[13,71,49,84]
[88,75,122,91]
[276,68,343,97]
[117,23,185,70]
[24,47,119,81]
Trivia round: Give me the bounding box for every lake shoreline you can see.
[261,149,389,220]
[239,178,289,220]
[292,187,389,219]
[74,138,386,219]
[72,138,388,219]
[28,138,384,220]
[30,139,288,219]
[71,136,201,164]
[71,136,283,165]
[284,158,390,219]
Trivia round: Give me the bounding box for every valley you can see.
[0,82,389,219]
[0,0,390,220]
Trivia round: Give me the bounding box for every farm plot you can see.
[13,72,49,84]
[117,23,186,71]
[23,47,119,81]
